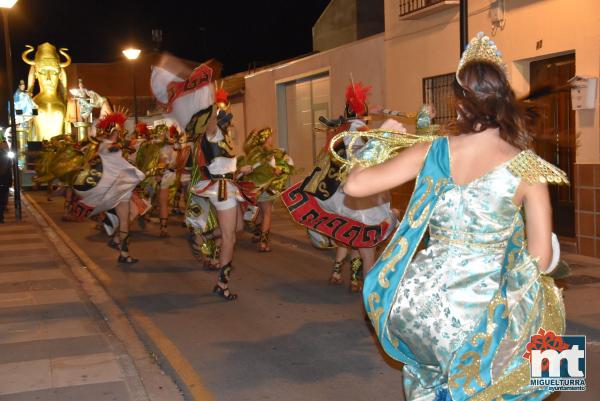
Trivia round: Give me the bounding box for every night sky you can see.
[4,0,331,77]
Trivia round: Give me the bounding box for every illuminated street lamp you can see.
[1,0,21,221]
[122,48,141,124]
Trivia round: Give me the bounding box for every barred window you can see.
[399,0,457,18]
[422,73,455,125]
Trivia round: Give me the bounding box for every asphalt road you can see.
[28,191,405,401]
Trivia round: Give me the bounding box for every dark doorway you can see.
[530,53,576,238]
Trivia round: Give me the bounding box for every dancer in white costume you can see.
[72,112,145,263]
[151,61,251,300]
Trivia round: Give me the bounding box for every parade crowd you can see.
[9,33,571,401]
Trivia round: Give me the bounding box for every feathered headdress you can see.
[345,82,371,117]
[214,80,230,111]
[135,122,149,137]
[168,125,178,140]
[96,112,127,133]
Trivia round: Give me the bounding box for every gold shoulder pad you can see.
[507,150,569,185]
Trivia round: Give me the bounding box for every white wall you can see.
[244,34,385,148]
[313,0,358,52]
[384,0,600,163]
[230,101,245,156]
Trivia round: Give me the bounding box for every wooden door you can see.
[530,54,576,238]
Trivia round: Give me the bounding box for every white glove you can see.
[545,233,561,273]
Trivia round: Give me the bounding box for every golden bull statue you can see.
[22,42,71,140]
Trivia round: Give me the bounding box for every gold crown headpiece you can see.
[457,32,507,85]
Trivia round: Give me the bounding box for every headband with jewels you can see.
[456,32,507,85]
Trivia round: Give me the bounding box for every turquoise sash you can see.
[363,137,564,400]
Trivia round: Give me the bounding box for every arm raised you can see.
[344,141,430,197]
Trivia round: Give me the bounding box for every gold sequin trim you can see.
[467,276,565,400]
[378,237,408,288]
[507,150,569,185]
[408,176,433,228]
[367,293,384,337]
[428,232,508,249]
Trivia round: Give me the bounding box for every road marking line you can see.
[24,194,113,285]
[0,224,36,232]
[0,243,47,252]
[0,269,64,284]
[0,233,43,241]
[129,308,217,401]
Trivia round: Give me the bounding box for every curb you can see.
[23,193,187,401]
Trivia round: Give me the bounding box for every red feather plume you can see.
[96,112,127,131]
[345,82,371,116]
[168,125,178,138]
[135,123,149,136]
[215,87,229,105]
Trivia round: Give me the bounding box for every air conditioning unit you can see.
[568,75,597,110]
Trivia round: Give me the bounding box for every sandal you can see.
[213,262,237,300]
[251,227,261,243]
[328,259,345,285]
[349,257,364,293]
[213,284,237,301]
[258,231,271,252]
[118,232,139,264]
[107,236,120,250]
[118,255,139,264]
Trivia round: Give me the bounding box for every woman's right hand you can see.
[379,118,405,132]
[344,141,429,198]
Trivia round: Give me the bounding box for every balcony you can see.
[399,0,460,20]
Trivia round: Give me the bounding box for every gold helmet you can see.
[22,42,71,71]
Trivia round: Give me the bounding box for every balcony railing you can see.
[399,0,460,19]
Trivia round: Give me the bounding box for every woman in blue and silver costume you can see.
[344,33,567,401]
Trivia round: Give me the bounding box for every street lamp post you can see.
[122,48,141,124]
[459,0,468,56]
[1,0,21,222]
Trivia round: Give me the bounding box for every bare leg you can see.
[358,247,376,273]
[259,201,273,233]
[347,247,375,293]
[336,246,349,262]
[258,200,273,252]
[47,181,54,201]
[329,245,348,285]
[236,205,245,233]
[159,188,169,237]
[116,200,138,263]
[213,206,238,300]
[251,206,263,243]
[61,187,79,221]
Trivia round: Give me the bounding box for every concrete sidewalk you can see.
[0,195,183,401]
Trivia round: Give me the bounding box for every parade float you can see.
[14,42,110,186]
